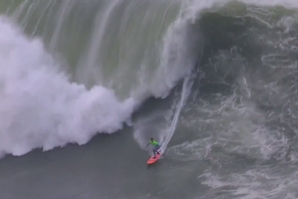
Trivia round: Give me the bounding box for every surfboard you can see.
[147,152,161,164]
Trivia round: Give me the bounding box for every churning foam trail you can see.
[0,17,135,156]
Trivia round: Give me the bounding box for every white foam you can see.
[199,167,298,199]
[0,16,135,156]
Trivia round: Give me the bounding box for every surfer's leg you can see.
[153,146,160,157]
[156,145,160,154]
[152,150,156,158]
[153,146,159,158]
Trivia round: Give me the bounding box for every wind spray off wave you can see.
[0,17,135,156]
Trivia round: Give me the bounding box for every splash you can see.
[0,17,135,156]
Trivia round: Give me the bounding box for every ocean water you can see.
[0,0,298,198]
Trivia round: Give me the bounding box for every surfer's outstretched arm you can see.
[146,143,150,147]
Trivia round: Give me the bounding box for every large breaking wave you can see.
[0,0,200,157]
[0,0,298,166]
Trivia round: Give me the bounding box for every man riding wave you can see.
[146,138,161,159]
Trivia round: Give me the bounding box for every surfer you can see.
[146,138,160,159]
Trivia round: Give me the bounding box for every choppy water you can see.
[1,0,298,198]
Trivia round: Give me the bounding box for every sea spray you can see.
[0,17,135,156]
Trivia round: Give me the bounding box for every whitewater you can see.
[0,16,136,156]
